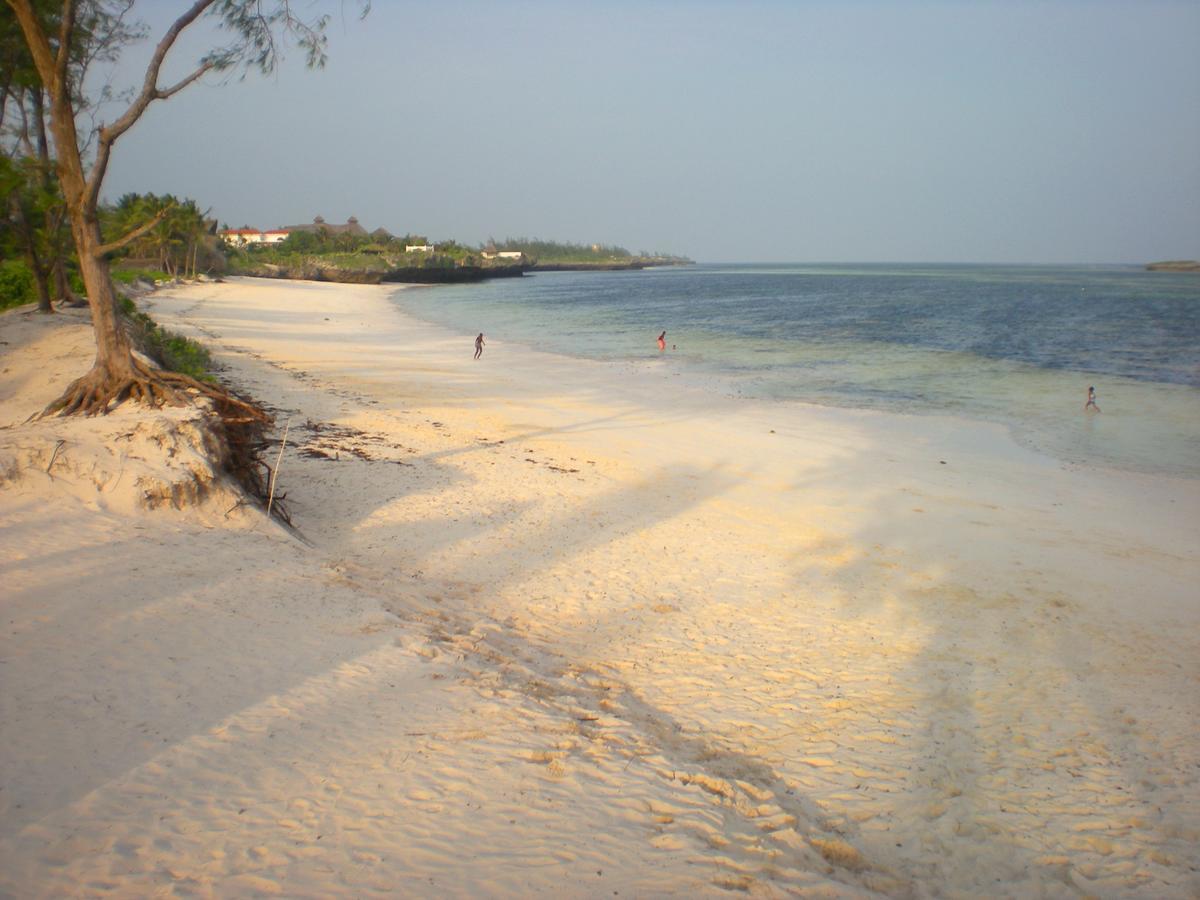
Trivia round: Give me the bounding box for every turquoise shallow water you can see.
[393,264,1200,479]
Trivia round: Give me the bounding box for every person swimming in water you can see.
[657,330,666,352]
[1084,385,1100,412]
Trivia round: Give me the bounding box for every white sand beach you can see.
[1,277,1197,897]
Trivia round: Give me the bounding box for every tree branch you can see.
[96,201,175,257]
[157,60,214,101]
[54,0,76,90]
[16,91,36,156]
[85,0,217,207]
[31,84,49,161]
[100,0,215,142]
[6,0,60,93]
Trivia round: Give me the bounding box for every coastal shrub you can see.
[280,229,322,253]
[0,260,35,310]
[322,252,388,271]
[154,332,214,381]
[120,297,215,382]
[493,237,633,260]
[111,266,170,285]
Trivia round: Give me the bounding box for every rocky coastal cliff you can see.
[237,261,527,285]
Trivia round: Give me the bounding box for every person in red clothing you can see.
[657,330,666,352]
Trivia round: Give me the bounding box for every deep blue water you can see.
[395,264,1200,477]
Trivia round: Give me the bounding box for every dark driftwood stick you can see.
[46,439,66,477]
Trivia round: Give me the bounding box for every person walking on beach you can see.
[474,333,486,360]
[1084,385,1100,412]
[657,330,666,352]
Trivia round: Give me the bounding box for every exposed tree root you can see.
[214,391,294,528]
[42,357,291,524]
[43,356,263,419]
[57,288,87,308]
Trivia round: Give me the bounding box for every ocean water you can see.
[394,264,1200,479]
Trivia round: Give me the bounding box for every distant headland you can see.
[218,218,692,284]
[1145,260,1200,272]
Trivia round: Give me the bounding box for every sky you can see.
[96,0,1200,264]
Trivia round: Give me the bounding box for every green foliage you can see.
[120,297,214,382]
[155,332,215,382]
[484,237,691,265]
[2,2,148,310]
[0,259,35,310]
[319,252,389,271]
[492,237,633,261]
[101,192,215,276]
[110,266,170,285]
[278,229,324,253]
[0,153,65,304]
[222,226,687,279]
[205,0,367,74]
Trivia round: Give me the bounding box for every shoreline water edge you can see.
[1,276,1197,896]
[395,263,1200,481]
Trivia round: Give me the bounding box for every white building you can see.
[218,227,266,246]
[219,219,363,246]
[218,227,291,245]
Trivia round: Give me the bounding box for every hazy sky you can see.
[98,1,1200,263]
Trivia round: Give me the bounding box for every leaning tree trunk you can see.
[46,217,188,414]
[46,214,259,416]
[47,218,139,411]
[7,196,54,313]
[29,256,52,313]
[20,247,54,313]
[28,88,55,315]
[51,257,83,306]
[10,0,271,418]
[27,61,198,413]
[13,223,53,313]
[25,230,53,315]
